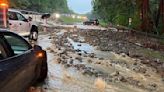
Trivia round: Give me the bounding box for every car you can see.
[0,29,48,92]
[8,9,39,41]
[83,19,99,25]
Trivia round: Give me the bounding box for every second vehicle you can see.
[8,9,39,41]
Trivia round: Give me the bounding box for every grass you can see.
[59,16,84,24]
[99,20,108,27]
[140,49,164,61]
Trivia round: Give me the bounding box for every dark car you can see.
[0,29,48,92]
[83,19,99,25]
[41,13,51,19]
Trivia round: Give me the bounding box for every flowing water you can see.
[29,28,164,92]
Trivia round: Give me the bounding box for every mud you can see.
[29,26,164,92]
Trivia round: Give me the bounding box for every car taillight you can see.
[36,52,44,58]
[0,0,8,28]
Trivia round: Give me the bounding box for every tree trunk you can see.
[155,0,164,34]
[141,0,152,32]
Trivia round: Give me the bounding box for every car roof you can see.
[0,29,17,34]
[0,28,8,32]
[8,9,22,14]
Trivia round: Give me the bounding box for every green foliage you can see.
[59,16,83,24]
[131,11,141,29]
[92,0,162,34]
[92,0,136,27]
[10,0,70,13]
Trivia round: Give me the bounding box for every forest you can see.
[10,0,70,13]
[92,0,164,35]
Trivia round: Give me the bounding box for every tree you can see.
[93,0,164,35]
[10,0,70,13]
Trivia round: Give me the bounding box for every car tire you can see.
[38,61,48,81]
[29,26,38,41]
[29,31,38,41]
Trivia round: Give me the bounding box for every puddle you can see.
[67,37,94,53]
[67,37,114,59]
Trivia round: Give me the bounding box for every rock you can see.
[83,54,88,57]
[74,64,85,70]
[155,59,163,64]
[95,61,102,65]
[75,49,81,52]
[78,53,82,56]
[69,59,74,64]
[95,71,103,77]
[147,83,157,91]
[49,37,52,39]
[88,59,93,63]
[83,51,88,54]
[60,50,67,55]
[65,64,71,68]
[61,60,67,64]
[82,69,93,76]
[144,74,151,77]
[119,76,127,82]
[138,67,147,74]
[133,62,138,65]
[126,77,140,87]
[120,53,127,57]
[77,44,82,46]
[58,48,61,51]
[46,47,51,51]
[89,53,95,58]
[99,58,104,60]
[57,58,62,64]
[141,60,150,64]
[114,76,125,82]
[61,55,67,59]
[75,56,82,61]
[50,49,55,53]
[133,66,147,74]
[111,71,120,76]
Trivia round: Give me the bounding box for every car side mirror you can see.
[23,19,29,22]
[33,45,42,51]
[28,17,33,21]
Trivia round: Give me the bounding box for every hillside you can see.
[10,0,70,13]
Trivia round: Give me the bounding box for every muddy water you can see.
[34,34,111,92]
[30,29,164,92]
[67,37,114,59]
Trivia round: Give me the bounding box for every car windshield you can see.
[0,0,164,92]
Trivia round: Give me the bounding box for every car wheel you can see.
[29,26,38,41]
[29,31,38,41]
[38,61,48,81]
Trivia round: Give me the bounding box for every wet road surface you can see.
[28,25,164,92]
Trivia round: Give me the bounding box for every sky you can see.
[67,0,92,14]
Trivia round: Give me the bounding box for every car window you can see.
[0,40,7,60]
[16,13,26,21]
[4,34,31,55]
[8,12,18,20]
